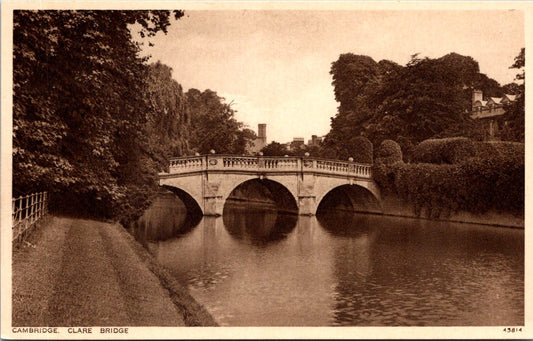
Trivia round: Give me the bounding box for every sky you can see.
[140,10,524,144]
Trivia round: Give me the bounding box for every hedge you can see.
[375,139,403,164]
[373,142,524,217]
[411,137,476,164]
[351,136,373,164]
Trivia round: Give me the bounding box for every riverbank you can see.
[12,216,217,326]
[379,195,524,229]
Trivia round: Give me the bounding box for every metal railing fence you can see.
[12,191,48,242]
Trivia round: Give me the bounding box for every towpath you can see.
[12,217,186,326]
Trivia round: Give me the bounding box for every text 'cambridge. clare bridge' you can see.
[158,154,381,216]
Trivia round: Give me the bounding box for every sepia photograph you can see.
[1,1,529,339]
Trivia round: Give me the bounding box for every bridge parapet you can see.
[166,155,372,178]
[169,156,204,173]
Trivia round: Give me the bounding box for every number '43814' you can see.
[503,327,522,333]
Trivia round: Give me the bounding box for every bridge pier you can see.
[203,196,224,216]
[298,196,317,216]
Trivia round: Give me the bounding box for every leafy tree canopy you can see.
[13,10,183,218]
[261,141,290,156]
[186,89,255,155]
[323,51,523,158]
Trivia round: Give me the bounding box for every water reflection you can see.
[130,193,524,326]
[317,211,374,238]
[223,204,297,246]
[129,192,201,246]
[325,215,524,326]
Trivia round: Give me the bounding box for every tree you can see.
[511,48,525,82]
[502,82,522,95]
[261,142,290,156]
[144,61,191,168]
[373,54,475,142]
[324,52,503,154]
[500,48,525,142]
[330,54,380,116]
[234,128,258,155]
[13,10,183,218]
[186,89,254,154]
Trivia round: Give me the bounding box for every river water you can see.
[129,192,524,326]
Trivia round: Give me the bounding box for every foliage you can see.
[375,139,403,164]
[500,91,524,143]
[13,10,183,221]
[502,82,521,95]
[321,133,373,160]
[373,140,524,217]
[260,141,323,157]
[144,61,191,170]
[235,128,258,155]
[511,48,525,81]
[499,48,525,142]
[472,141,523,161]
[261,142,289,156]
[186,89,255,155]
[394,162,461,218]
[349,136,373,163]
[411,137,476,164]
[371,161,402,196]
[431,117,486,143]
[330,54,380,118]
[369,54,475,143]
[324,52,522,154]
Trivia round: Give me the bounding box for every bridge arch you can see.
[159,155,379,216]
[223,178,299,214]
[316,184,381,215]
[161,185,203,215]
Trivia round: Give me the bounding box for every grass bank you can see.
[115,224,218,326]
[12,216,217,326]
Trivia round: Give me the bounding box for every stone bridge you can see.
[158,154,380,216]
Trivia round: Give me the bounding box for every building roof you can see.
[505,94,517,101]
[489,97,503,104]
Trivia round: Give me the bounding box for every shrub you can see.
[372,161,400,195]
[376,144,524,217]
[375,139,403,164]
[473,141,524,160]
[459,150,524,213]
[396,136,415,162]
[488,141,524,158]
[472,142,497,160]
[411,137,476,164]
[350,136,373,164]
[387,162,460,218]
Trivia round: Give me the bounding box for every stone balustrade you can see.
[167,155,371,178]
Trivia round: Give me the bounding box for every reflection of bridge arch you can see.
[159,154,380,216]
[223,207,298,246]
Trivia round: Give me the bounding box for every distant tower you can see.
[258,124,266,142]
[250,123,267,153]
